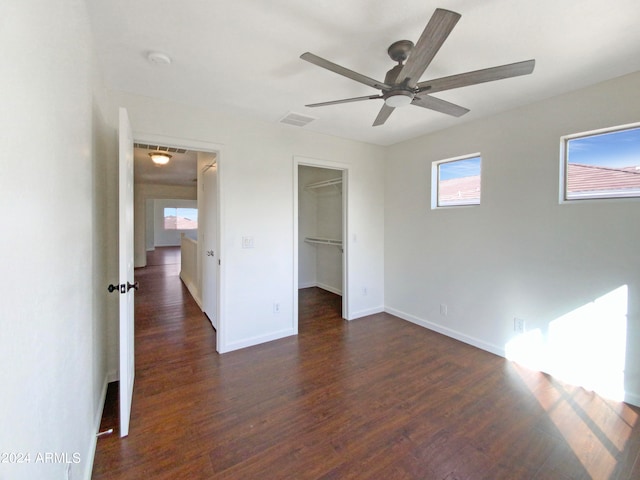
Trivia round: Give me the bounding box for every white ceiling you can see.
[87,0,640,147]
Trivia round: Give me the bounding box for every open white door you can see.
[118,107,136,437]
[202,161,218,329]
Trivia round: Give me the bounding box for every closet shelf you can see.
[305,177,342,191]
[304,236,342,247]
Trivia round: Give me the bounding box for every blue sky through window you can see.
[164,207,198,221]
[439,156,481,180]
[567,127,640,168]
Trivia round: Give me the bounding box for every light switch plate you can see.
[242,236,255,248]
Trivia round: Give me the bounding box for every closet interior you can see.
[298,165,344,313]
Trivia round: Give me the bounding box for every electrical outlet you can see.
[440,304,448,316]
[514,317,525,333]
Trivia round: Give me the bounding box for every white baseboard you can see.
[85,375,109,480]
[348,306,384,320]
[316,282,342,296]
[385,306,505,358]
[219,328,296,354]
[180,273,202,309]
[298,282,342,296]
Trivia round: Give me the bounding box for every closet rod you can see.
[305,177,342,190]
[304,236,342,247]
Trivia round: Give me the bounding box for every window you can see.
[163,207,198,230]
[562,124,640,201]
[432,154,482,208]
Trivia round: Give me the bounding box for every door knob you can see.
[126,281,139,292]
[108,284,120,293]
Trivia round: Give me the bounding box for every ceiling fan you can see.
[300,8,535,126]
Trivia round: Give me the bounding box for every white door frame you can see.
[293,156,350,330]
[133,132,227,353]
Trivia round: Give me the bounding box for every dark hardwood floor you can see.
[93,246,640,479]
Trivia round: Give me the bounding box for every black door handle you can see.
[108,282,138,293]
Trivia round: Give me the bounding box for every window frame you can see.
[560,122,640,203]
[431,153,482,209]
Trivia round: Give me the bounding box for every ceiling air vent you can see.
[134,143,188,154]
[279,112,316,127]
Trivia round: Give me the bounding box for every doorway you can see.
[294,156,349,331]
[133,133,225,352]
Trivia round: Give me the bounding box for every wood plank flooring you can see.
[92,246,640,479]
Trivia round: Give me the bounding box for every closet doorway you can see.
[294,157,349,329]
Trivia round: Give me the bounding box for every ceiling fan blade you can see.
[417,59,535,94]
[305,94,382,108]
[373,104,395,126]
[398,8,461,88]
[301,52,391,91]
[412,94,469,117]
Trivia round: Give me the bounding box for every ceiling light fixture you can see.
[149,152,172,165]
[384,90,414,108]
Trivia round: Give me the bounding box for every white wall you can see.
[133,183,197,267]
[153,198,198,246]
[385,72,640,405]
[145,198,154,250]
[298,165,343,294]
[0,1,111,479]
[109,91,386,353]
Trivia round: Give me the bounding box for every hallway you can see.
[92,247,640,479]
